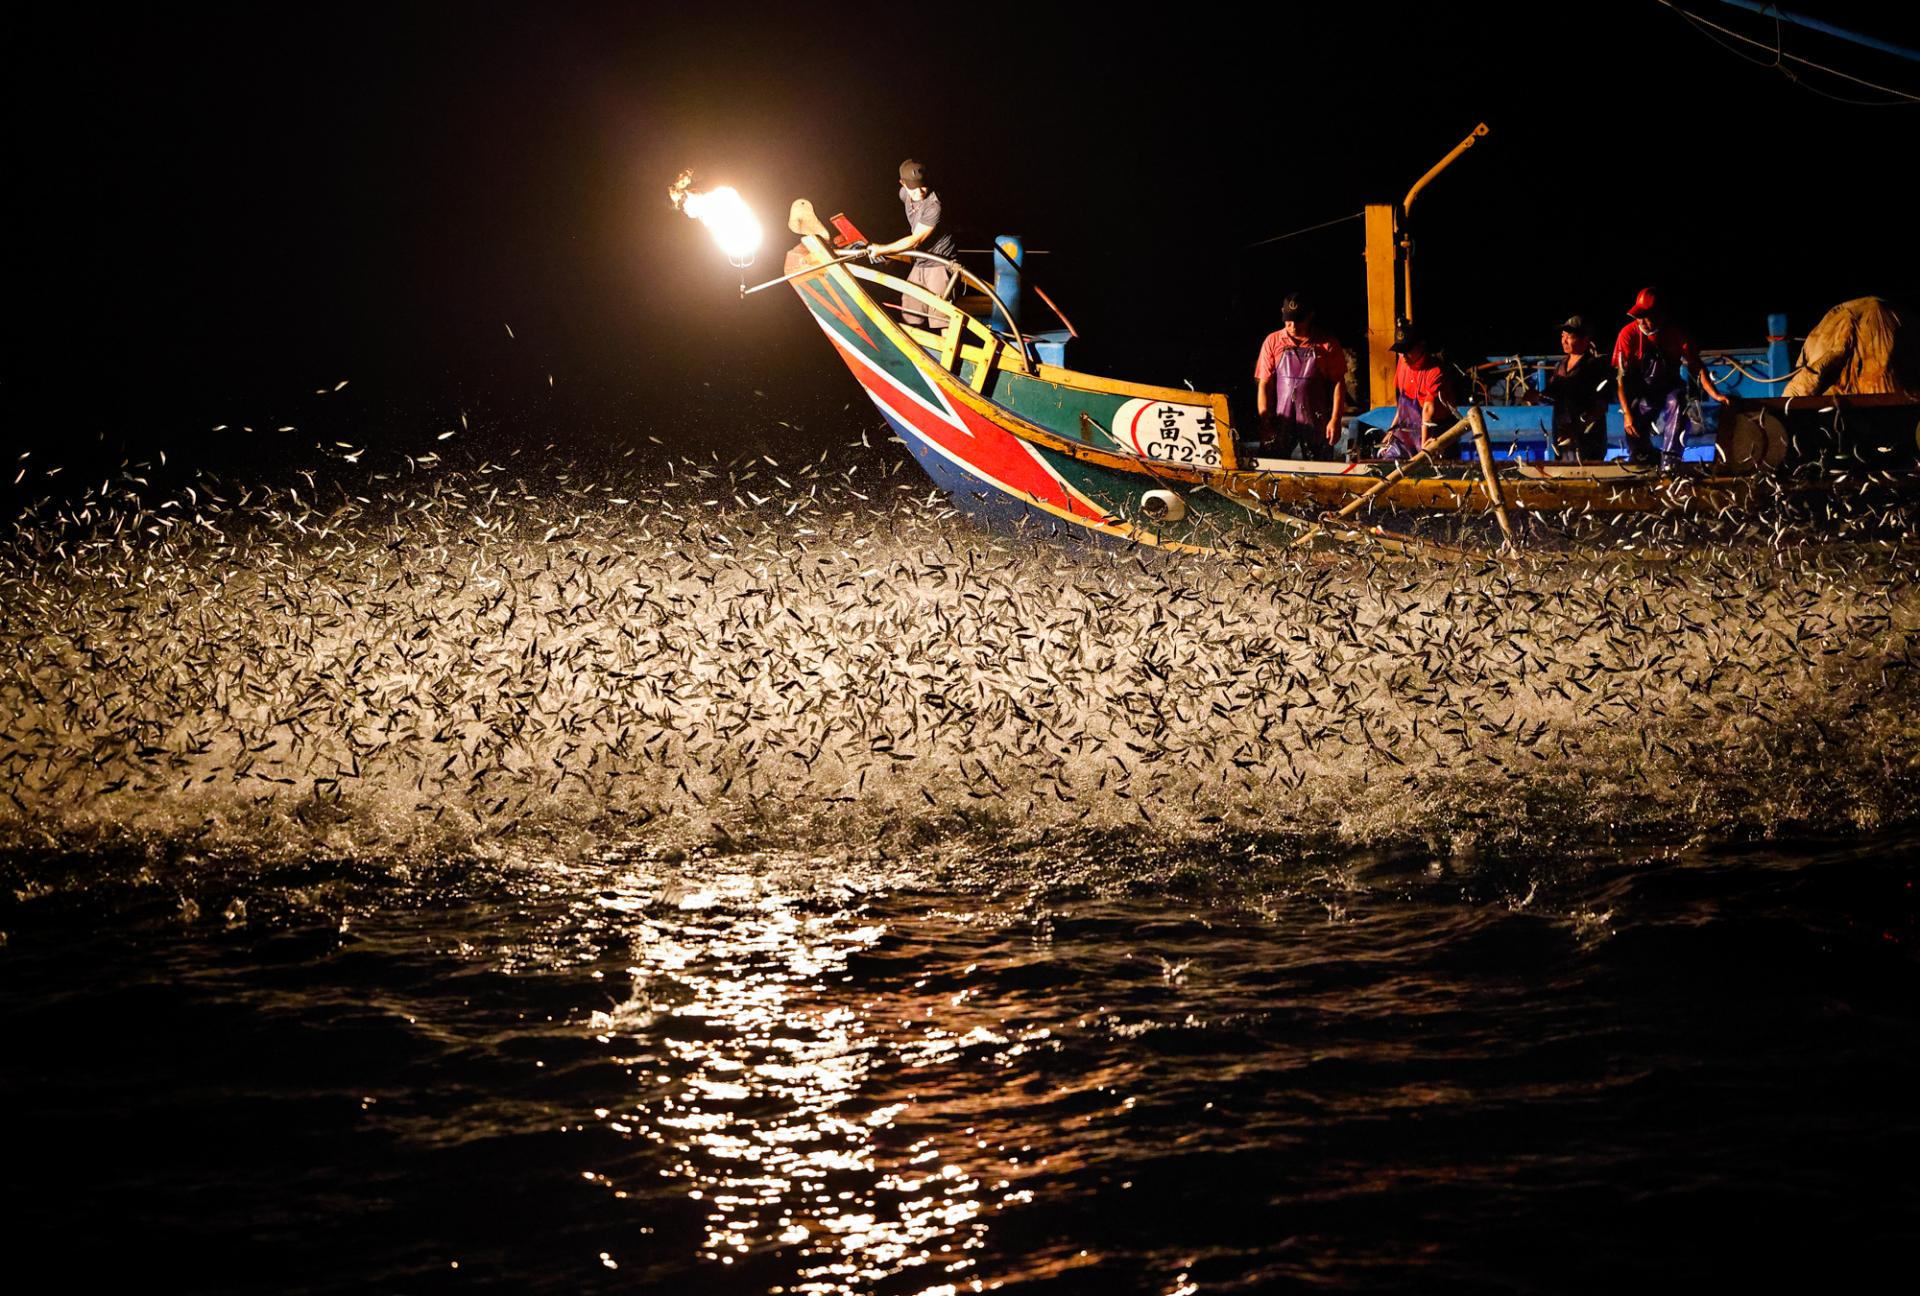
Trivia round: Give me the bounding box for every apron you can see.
[1381,393,1426,460]
[1625,339,1694,460]
[1267,344,1331,457]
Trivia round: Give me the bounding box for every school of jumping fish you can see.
[5,422,1920,875]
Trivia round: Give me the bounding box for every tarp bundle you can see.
[1784,297,1910,397]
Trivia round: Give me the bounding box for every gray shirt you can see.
[900,187,956,257]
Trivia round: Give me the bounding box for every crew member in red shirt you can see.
[1612,287,1730,469]
[1381,324,1456,459]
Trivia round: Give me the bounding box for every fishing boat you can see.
[752,199,1814,555]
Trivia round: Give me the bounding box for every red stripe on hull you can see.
[821,329,1111,524]
[797,279,876,350]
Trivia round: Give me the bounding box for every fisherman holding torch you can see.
[865,159,956,329]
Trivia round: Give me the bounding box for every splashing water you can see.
[4,436,1919,870]
[5,427,1920,1292]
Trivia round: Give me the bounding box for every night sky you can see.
[8,1,1918,462]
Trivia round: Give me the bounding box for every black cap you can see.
[1281,292,1313,323]
[1559,315,1589,335]
[899,159,926,188]
[1390,323,1425,353]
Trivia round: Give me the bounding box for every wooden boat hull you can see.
[787,242,1331,552]
[780,221,1794,552]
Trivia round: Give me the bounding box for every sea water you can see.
[4,441,1917,1292]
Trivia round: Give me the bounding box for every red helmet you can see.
[1627,286,1659,318]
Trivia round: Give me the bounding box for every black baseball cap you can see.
[1559,315,1589,335]
[1390,323,1426,353]
[1281,292,1313,322]
[899,159,927,187]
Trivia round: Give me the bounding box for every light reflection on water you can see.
[3,832,1913,1294]
[584,861,1018,1294]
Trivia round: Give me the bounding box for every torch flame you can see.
[670,170,761,268]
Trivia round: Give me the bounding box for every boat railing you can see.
[849,249,1034,372]
[1470,343,1790,406]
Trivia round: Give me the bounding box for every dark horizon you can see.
[8,1,1918,461]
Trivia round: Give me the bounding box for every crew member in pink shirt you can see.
[1253,293,1347,460]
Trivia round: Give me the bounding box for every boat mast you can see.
[1363,123,1488,416]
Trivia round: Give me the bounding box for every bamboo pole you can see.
[1288,415,1473,547]
[739,247,869,296]
[1467,406,1516,546]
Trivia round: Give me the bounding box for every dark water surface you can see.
[5,445,1920,1290]
[6,834,1917,1294]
